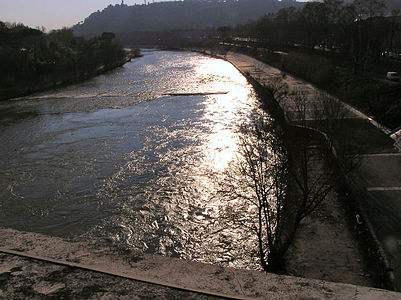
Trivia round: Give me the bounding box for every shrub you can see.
[280,52,334,87]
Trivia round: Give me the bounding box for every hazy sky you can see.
[0,0,308,31]
[0,0,141,30]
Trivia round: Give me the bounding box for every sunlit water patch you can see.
[0,50,271,269]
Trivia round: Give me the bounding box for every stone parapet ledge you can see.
[1,228,400,299]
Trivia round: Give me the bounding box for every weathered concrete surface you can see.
[0,253,218,300]
[1,228,401,299]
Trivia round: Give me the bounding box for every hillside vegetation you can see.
[72,0,303,36]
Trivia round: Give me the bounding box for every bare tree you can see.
[352,0,387,74]
[281,88,359,266]
[265,75,289,106]
[354,0,386,18]
[312,91,347,149]
[217,81,358,272]
[218,117,287,271]
[290,89,309,127]
[217,113,353,272]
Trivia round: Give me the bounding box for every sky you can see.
[0,0,308,31]
[0,0,141,30]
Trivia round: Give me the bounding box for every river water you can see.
[0,50,269,268]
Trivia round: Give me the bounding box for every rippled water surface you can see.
[0,50,266,268]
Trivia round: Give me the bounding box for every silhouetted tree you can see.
[218,117,287,271]
[217,26,231,45]
[218,102,355,271]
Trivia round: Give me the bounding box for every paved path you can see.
[220,51,401,291]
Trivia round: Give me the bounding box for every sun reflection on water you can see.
[92,53,262,269]
[0,50,269,270]
[174,57,265,269]
[199,60,256,171]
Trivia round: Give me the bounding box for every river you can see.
[0,50,270,269]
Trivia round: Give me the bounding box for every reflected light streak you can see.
[196,58,247,85]
[206,122,237,170]
[198,59,256,171]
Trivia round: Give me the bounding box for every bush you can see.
[280,52,335,87]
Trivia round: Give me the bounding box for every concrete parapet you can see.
[1,228,400,299]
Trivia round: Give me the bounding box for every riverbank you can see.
[226,50,401,290]
[282,128,375,287]
[199,49,399,290]
[0,54,136,101]
[0,25,138,102]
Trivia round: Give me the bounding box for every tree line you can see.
[235,0,400,75]
[0,22,125,100]
[212,0,401,129]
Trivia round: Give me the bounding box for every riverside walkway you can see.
[219,51,401,291]
[1,228,401,299]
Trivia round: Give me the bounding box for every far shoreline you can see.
[0,51,141,102]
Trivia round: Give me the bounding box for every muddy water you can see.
[0,50,270,268]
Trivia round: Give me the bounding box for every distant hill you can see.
[72,0,303,36]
